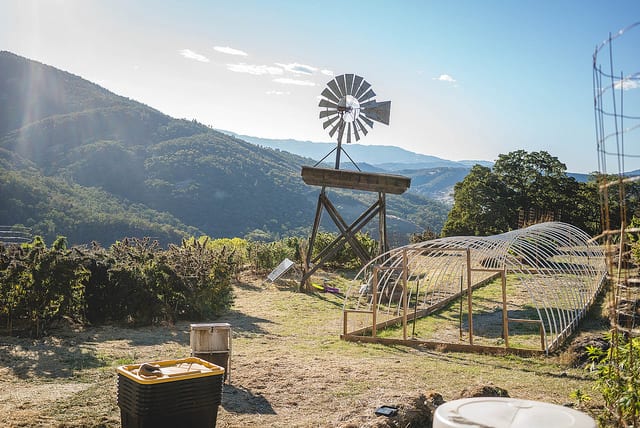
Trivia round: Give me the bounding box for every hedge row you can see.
[0,237,237,337]
[0,232,376,337]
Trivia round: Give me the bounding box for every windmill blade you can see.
[323,115,340,129]
[359,114,374,128]
[346,122,352,144]
[319,98,339,109]
[329,118,344,138]
[357,88,376,102]
[327,79,343,98]
[353,120,361,141]
[352,75,364,97]
[361,100,391,125]
[321,87,340,103]
[336,75,347,98]
[354,80,371,99]
[345,74,355,95]
[359,99,378,109]
[319,109,339,119]
[355,118,368,136]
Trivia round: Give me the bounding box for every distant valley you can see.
[223,133,594,204]
[220,132,496,203]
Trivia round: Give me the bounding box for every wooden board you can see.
[301,166,410,194]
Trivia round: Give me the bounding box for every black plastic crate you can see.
[120,406,218,428]
[116,357,224,428]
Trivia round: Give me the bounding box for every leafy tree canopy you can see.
[442,150,600,237]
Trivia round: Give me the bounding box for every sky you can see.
[1,0,640,173]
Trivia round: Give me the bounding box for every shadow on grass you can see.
[235,277,266,291]
[0,333,107,380]
[222,384,277,415]
[309,289,344,310]
[413,346,592,381]
[215,310,274,337]
[0,305,274,380]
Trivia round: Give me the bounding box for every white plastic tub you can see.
[433,397,595,428]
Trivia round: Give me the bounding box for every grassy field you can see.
[0,271,607,427]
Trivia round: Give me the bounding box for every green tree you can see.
[442,165,511,236]
[410,228,438,243]
[442,150,599,237]
[567,176,601,235]
[493,150,581,229]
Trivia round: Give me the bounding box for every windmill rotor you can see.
[318,74,391,145]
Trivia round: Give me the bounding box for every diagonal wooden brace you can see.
[301,192,382,288]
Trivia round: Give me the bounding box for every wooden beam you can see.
[341,334,544,357]
[301,166,410,194]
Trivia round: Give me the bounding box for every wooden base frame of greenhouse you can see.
[340,334,545,357]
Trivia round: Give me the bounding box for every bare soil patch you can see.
[0,272,603,427]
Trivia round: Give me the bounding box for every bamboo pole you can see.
[402,249,408,340]
[372,267,378,338]
[466,248,473,346]
[501,270,509,348]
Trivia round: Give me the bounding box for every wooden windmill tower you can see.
[300,74,411,289]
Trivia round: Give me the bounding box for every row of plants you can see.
[0,236,237,337]
[0,232,376,337]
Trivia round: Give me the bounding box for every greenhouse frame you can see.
[342,222,607,354]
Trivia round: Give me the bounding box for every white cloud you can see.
[273,78,315,86]
[214,46,248,56]
[226,63,283,75]
[266,90,291,95]
[614,77,639,91]
[179,49,210,63]
[320,69,334,76]
[275,62,317,75]
[434,74,456,83]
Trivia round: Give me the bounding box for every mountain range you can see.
[226,133,594,194]
[221,132,495,203]
[221,132,494,170]
[0,51,452,246]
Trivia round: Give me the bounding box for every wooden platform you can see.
[301,166,411,194]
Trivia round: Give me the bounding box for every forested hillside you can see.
[0,51,449,245]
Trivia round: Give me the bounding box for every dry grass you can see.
[0,271,605,427]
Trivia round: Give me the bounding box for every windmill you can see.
[300,74,410,290]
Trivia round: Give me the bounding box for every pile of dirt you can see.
[458,384,509,399]
[567,333,609,367]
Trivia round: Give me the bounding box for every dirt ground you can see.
[0,272,603,427]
